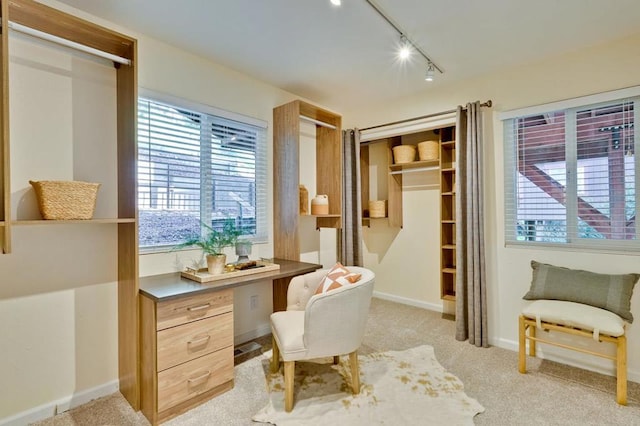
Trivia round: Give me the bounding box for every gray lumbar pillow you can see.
[523,260,639,322]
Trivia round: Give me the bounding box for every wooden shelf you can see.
[12,218,136,226]
[0,0,140,410]
[300,214,341,218]
[388,159,439,173]
[274,99,342,261]
[440,129,456,301]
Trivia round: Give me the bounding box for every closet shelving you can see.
[439,127,456,301]
[0,0,140,409]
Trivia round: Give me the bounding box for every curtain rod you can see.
[4,21,132,66]
[360,100,492,132]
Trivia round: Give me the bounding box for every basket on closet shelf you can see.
[368,200,387,218]
[29,180,100,220]
[392,145,416,164]
[418,140,439,161]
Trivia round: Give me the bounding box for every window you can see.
[503,89,639,251]
[137,95,267,249]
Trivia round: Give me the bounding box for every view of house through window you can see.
[137,96,267,249]
[504,95,638,251]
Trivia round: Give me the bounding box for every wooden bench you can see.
[519,299,628,405]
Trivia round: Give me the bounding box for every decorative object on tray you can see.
[29,180,100,220]
[173,218,242,275]
[392,144,416,164]
[311,194,329,215]
[235,239,253,262]
[418,140,439,161]
[181,260,280,283]
[368,200,387,218]
[299,185,309,215]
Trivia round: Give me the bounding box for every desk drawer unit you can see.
[140,289,234,425]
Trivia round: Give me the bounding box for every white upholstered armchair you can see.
[269,266,375,412]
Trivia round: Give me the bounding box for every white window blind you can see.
[503,94,639,252]
[138,96,267,249]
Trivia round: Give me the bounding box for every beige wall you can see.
[344,32,640,380]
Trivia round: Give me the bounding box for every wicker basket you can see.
[392,145,416,164]
[418,140,439,161]
[369,200,387,218]
[29,180,100,220]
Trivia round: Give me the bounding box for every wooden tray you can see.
[181,261,280,283]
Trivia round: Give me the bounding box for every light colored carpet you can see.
[31,297,640,425]
[252,346,483,425]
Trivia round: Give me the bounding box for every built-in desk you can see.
[138,258,322,424]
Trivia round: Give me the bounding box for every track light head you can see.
[425,63,435,82]
[398,35,411,60]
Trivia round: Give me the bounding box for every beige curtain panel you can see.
[455,102,489,347]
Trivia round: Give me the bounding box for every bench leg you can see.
[529,321,536,357]
[519,315,526,373]
[617,335,627,405]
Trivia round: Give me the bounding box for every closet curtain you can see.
[338,129,363,266]
[455,102,489,347]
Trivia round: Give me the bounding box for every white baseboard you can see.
[373,291,443,313]
[0,380,119,426]
[494,337,640,384]
[234,322,271,345]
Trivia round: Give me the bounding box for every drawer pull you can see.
[188,370,211,384]
[187,334,211,347]
[187,303,211,312]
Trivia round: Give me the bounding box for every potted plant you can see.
[175,218,242,275]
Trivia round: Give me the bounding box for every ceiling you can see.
[57,0,640,112]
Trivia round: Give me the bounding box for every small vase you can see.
[206,254,227,275]
[235,240,252,263]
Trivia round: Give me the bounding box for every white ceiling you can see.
[57,0,640,111]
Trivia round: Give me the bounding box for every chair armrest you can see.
[286,269,328,311]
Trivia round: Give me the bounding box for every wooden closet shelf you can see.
[12,218,136,226]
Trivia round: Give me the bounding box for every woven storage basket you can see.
[418,140,439,161]
[369,200,387,218]
[29,180,100,220]
[392,145,416,164]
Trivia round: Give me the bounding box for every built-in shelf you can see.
[0,222,4,227]
[440,127,457,301]
[300,214,341,218]
[389,159,439,174]
[12,218,136,226]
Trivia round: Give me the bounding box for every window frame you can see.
[501,86,640,253]
[137,89,268,253]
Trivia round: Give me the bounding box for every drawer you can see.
[157,289,233,330]
[157,312,233,371]
[157,346,234,412]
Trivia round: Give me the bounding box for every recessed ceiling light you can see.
[330,0,341,6]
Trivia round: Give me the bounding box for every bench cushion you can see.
[523,261,638,322]
[522,300,625,337]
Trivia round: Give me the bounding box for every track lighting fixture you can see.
[364,0,443,81]
[425,63,435,82]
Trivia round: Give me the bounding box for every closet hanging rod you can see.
[360,100,492,132]
[4,21,132,66]
[299,115,337,130]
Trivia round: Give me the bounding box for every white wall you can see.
[345,33,640,380]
